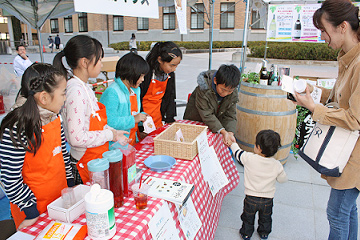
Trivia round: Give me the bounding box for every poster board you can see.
[266,4,322,42]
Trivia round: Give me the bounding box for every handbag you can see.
[299,92,360,177]
[299,122,359,177]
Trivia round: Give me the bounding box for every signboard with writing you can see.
[266,4,323,42]
[74,0,159,19]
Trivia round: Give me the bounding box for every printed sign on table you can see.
[175,198,202,240]
[148,202,180,240]
[74,0,159,19]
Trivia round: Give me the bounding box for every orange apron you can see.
[142,75,169,128]
[77,102,109,184]
[10,117,68,228]
[129,92,139,146]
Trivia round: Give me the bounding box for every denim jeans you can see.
[240,195,273,237]
[327,187,359,240]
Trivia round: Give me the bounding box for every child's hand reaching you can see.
[18,216,39,230]
[221,130,236,147]
[134,113,148,124]
[112,130,130,144]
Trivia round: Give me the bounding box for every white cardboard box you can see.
[47,185,90,223]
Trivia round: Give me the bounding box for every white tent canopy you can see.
[0,0,75,62]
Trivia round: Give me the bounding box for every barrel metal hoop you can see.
[236,139,292,150]
[239,89,286,98]
[240,81,282,90]
[236,105,296,116]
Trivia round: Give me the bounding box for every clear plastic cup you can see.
[131,183,149,210]
[61,187,76,209]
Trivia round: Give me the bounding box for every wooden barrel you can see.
[235,81,297,164]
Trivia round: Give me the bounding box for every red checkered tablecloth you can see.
[22,120,240,240]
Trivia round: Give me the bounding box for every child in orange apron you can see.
[53,35,129,185]
[140,42,182,136]
[100,53,150,146]
[0,63,74,230]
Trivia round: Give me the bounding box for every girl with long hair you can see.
[53,35,128,185]
[0,63,73,229]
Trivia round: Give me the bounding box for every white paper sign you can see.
[148,202,181,240]
[196,131,209,162]
[74,0,159,19]
[174,0,187,34]
[175,198,202,240]
[199,146,229,197]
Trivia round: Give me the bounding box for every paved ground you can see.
[1,50,359,240]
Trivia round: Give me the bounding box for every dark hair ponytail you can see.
[313,0,360,41]
[0,63,65,154]
[53,35,104,79]
[146,41,182,75]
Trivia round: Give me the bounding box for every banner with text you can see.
[266,4,323,42]
[74,0,159,19]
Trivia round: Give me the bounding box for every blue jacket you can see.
[100,77,141,142]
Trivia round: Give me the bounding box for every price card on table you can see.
[148,202,180,240]
[175,198,202,240]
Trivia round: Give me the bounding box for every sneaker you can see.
[260,234,268,240]
[239,230,251,240]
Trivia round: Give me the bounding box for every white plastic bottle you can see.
[85,184,116,240]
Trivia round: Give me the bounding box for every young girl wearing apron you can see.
[140,42,182,133]
[0,63,73,229]
[100,53,149,146]
[53,35,128,185]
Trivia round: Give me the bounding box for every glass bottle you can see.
[293,14,301,39]
[269,14,276,39]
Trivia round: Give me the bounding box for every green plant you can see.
[291,105,311,158]
[241,72,259,84]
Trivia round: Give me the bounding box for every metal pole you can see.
[240,0,251,76]
[37,27,44,62]
[208,0,215,70]
[264,39,268,60]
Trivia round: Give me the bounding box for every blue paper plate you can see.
[144,155,176,172]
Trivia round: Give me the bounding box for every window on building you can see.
[220,3,235,29]
[0,17,8,24]
[163,6,176,30]
[137,17,149,30]
[113,16,124,31]
[190,3,204,29]
[50,19,59,33]
[0,33,9,40]
[251,10,265,29]
[64,15,73,33]
[78,13,88,32]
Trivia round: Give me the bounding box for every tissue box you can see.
[47,185,90,223]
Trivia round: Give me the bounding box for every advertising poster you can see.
[74,0,159,19]
[266,4,323,42]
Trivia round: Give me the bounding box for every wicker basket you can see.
[153,123,208,160]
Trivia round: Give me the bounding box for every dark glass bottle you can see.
[293,14,301,39]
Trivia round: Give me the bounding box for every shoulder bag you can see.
[299,90,360,177]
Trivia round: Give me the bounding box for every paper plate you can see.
[144,155,176,172]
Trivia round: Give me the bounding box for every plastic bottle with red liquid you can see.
[110,142,137,197]
[0,94,5,114]
[102,149,124,208]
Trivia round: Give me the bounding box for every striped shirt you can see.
[0,124,73,218]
